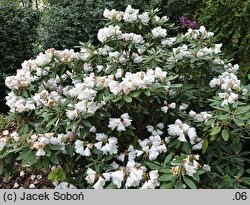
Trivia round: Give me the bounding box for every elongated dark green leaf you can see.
[183,177,197,189]
[158,174,177,182]
[202,139,208,154]
[163,153,173,168]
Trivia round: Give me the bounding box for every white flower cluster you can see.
[85,161,160,189]
[5,48,85,113]
[121,33,145,44]
[97,25,122,43]
[30,133,69,157]
[54,182,77,189]
[65,75,101,120]
[161,101,176,113]
[6,92,35,113]
[103,8,123,21]
[197,43,222,57]
[94,133,118,155]
[123,5,139,23]
[74,140,93,156]
[152,26,167,38]
[139,135,167,160]
[185,26,214,40]
[96,67,167,95]
[189,110,212,123]
[209,67,242,106]
[172,44,191,61]
[146,123,164,136]
[161,37,177,47]
[171,155,210,177]
[168,119,202,150]
[33,89,62,107]
[5,69,37,90]
[108,113,132,132]
[103,6,150,25]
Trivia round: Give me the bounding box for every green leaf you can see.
[234,118,245,126]
[146,162,161,170]
[124,95,132,103]
[183,142,191,154]
[202,139,208,153]
[82,120,92,128]
[143,89,151,96]
[222,129,229,141]
[49,153,60,164]
[160,181,176,189]
[174,181,184,189]
[163,153,173,168]
[106,182,117,189]
[183,177,197,189]
[158,174,177,182]
[247,74,250,80]
[46,117,58,128]
[210,126,221,136]
[130,90,141,98]
[237,105,250,115]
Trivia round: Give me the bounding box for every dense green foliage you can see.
[0,0,39,72]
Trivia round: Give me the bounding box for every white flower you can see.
[125,167,144,188]
[138,12,150,24]
[93,177,106,189]
[179,103,189,111]
[110,170,125,188]
[108,113,132,132]
[161,37,176,47]
[213,44,222,54]
[13,182,19,188]
[0,137,7,151]
[66,109,79,120]
[20,171,25,177]
[94,133,118,155]
[97,25,122,43]
[29,184,36,189]
[34,52,52,67]
[139,135,167,161]
[152,27,167,38]
[89,126,97,133]
[141,170,159,189]
[35,148,45,157]
[55,182,76,189]
[74,140,92,156]
[161,101,176,113]
[103,8,123,21]
[115,69,124,79]
[85,168,96,184]
[123,5,139,23]
[2,130,9,136]
[121,33,144,44]
[168,119,199,145]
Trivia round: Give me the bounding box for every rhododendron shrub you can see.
[1,6,250,189]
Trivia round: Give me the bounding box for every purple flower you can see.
[179,16,199,29]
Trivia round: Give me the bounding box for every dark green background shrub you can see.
[0,0,39,112]
[0,0,39,72]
